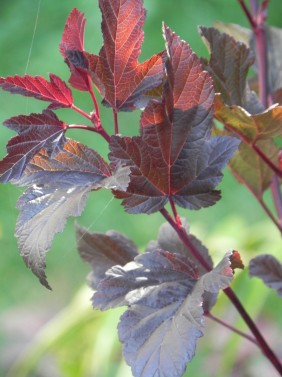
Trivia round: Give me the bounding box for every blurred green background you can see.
[0,0,282,376]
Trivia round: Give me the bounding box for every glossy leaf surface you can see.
[15,140,129,289]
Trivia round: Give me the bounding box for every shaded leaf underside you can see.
[249,254,282,297]
[15,140,130,288]
[94,250,233,377]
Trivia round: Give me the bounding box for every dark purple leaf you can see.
[76,225,139,289]
[94,250,233,377]
[0,110,67,183]
[0,74,73,108]
[199,26,254,108]
[109,26,239,214]
[146,220,216,312]
[15,140,130,289]
[249,254,282,297]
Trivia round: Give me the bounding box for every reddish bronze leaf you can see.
[109,26,239,214]
[0,111,67,183]
[60,8,90,91]
[0,74,73,109]
[86,0,165,111]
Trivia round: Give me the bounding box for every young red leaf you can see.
[60,8,90,91]
[83,0,165,111]
[93,250,234,377]
[76,225,139,289]
[249,254,282,297]
[0,74,73,109]
[15,140,130,289]
[109,26,240,214]
[0,110,67,183]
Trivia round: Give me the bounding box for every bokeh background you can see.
[0,1,282,376]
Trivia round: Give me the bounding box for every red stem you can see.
[206,312,257,345]
[270,176,282,228]
[67,124,110,143]
[238,0,256,28]
[113,109,119,134]
[224,287,282,375]
[71,104,93,121]
[87,75,101,122]
[238,0,282,226]
[160,206,282,374]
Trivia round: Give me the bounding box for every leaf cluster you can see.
[0,1,282,376]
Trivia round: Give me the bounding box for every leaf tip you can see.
[229,250,244,272]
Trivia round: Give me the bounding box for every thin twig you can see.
[206,312,257,345]
[113,109,119,134]
[238,0,256,28]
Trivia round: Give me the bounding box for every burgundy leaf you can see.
[85,0,165,111]
[94,250,233,377]
[109,26,240,214]
[0,110,67,183]
[0,74,73,108]
[76,225,139,289]
[249,254,282,297]
[60,8,90,91]
[15,140,129,289]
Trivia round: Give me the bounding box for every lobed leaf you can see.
[82,0,165,111]
[60,8,90,91]
[229,141,278,198]
[0,110,67,183]
[146,220,217,312]
[76,225,138,289]
[215,94,280,197]
[15,140,130,289]
[94,250,233,377]
[199,26,255,109]
[109,26,239,214]
[249,254,282,297]
[0,74,73,109]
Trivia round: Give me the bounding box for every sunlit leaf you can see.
[229,141,278,198]
[0,110,67,183]
[60,8,90,91]
[109,26,239,214]
[0,74,73,109]
[83,0,165,111]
